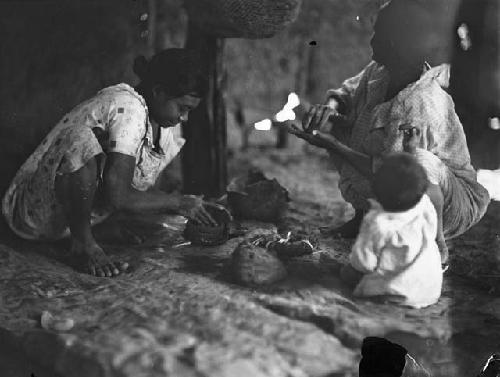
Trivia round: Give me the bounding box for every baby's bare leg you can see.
[55,157,128,277]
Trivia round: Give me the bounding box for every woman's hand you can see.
[284,123,338,150]
[283,123,374,179]
[302,103,339,134]
[178,195,218,226]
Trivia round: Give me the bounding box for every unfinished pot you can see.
[248,230,319,259]
[227,171,289,222]
[183,205,230,246]
[229,240,287,286]
[269,233,319,259]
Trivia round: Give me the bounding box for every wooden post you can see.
[182,22,227,198]
[276,121,289,149]
[147,0,157,53]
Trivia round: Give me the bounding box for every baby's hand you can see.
[401,126,421,154]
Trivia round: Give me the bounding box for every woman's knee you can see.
[426,182,444,207]
[55,157,99,205]
[412,149,447,187]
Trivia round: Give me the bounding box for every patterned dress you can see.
[2,84,185,240]
[327,62,490,239]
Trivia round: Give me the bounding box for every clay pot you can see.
[227,171,289,222]
[229,241,287,286]
[253,231,319,259]
[271,236,318,259]
[183,205,230,246]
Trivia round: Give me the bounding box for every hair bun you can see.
[133,55,149,80]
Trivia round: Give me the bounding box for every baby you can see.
[341,152,443,308]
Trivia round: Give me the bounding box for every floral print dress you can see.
[2,84,185,240]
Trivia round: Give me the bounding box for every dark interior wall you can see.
[225,0,384,113]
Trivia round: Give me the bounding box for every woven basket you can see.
[183,206,230,246]
[184,0,302,39]
[227,172,289,222]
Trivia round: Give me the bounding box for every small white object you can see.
[489,117,500,130]
[477,169,500,201]
[275,108,296,122]
[274,92,300,122]
[457,23,472,51]
[254,119,272,131]
[172,241,192,248]
[287,92,300,109]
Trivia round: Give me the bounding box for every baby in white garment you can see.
[341,152,443,308]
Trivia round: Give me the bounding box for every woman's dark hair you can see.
[373,153,429,212]
[133,48,208,98]
[359,337,407,377]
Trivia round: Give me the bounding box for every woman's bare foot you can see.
[70,239,129,277]
[93,220,144,245]
[321,210,365,239]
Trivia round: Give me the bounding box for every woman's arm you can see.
[286,124,373,179]
[102,152,217,225]
[402,127,449,264]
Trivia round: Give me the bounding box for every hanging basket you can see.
[184,0,302,39]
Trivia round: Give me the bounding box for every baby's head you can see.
[373,153,429,212]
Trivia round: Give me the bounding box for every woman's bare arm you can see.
[102,152,216,225]
[285,124,373,179]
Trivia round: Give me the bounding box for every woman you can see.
[287,0,490,261]
[2,48,220,278]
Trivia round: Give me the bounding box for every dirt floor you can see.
[1,133,500,377]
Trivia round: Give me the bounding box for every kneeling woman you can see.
[2,49,218,277]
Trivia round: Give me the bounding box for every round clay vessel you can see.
[230,241,287,286]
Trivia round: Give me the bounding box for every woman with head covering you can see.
[2,48,221,277]
[287,0,490,264]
